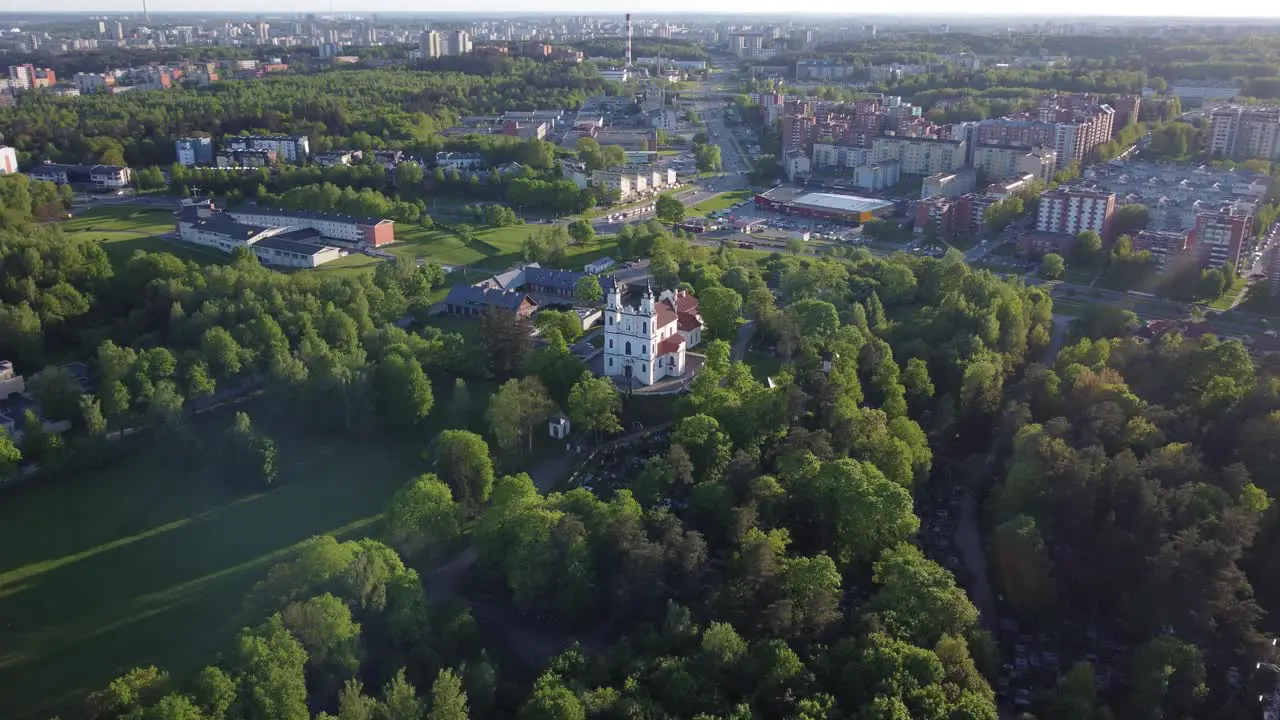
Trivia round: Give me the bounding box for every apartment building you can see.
[223,135,310,163]
[811,142,870,171]
[175,137,214,166]
[1131,230,1191,271]
[972,143,1057,184]
[975,97,1112,167]
[1191,209,1252,272]
[435,152,486,170]
[922,169,975,199]
[27,162,132,190]
[1208,106,1280,161]
[0,146,17,175]
[914,196,958,237]
[590,170,634,201]
[225,207,396,248]
[871,136,966,176]
[1035,186,1116,238]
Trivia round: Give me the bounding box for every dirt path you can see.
[955,491,999,632]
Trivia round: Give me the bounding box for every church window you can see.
[608,316,613,325]
[642,363,647,373]
[625,341,632,355]
[608,358,613,367]
[642,345,647,354]
[642,321,647,333]
[608,339,613,349]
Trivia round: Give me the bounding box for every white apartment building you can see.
[973,144,1057,185]
[223,135,310,163]
[1036,186,1116,237]
[871,136,966,176]
[811,142,870,171]
[419,30,442,58]
[590,170,634,200]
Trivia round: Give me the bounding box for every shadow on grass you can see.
[0,409,426,720]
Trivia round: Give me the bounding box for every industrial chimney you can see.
[625,13,633,70]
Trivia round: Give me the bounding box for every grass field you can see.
[687,190,752,217]
[1208,277,1249,310]
[60,208,230,269]
[1062,268,1097,286]
[0,402,457,720]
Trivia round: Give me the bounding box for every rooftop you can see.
[228,205,392,227]
[255,235,331,256]
[186,215,273,242]
[791,191,893,214]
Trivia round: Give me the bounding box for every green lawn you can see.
[1208,277,1249,310]
[1062,268,1097,286]
[0,405,443,720]
[59,208,229,270]
[744,349,783,381]
[63,207,175,235]
[687,190,752,217]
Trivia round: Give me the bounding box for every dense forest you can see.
[0,61,611,168]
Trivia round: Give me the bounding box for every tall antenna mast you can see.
[625,13,633,71]
[143,0,149,24]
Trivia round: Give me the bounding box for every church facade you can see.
[603,283,703,386]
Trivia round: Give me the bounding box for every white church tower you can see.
[602,281,700,387]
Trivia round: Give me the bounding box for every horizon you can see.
[5,5,1280,20]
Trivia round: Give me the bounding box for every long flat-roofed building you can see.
[754,186,895,223]
[225,207,395,248]
[176,210,342,268]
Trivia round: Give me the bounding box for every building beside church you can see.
[602,283,703,386]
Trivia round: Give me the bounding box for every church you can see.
[603,282,703,386]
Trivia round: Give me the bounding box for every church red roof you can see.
[678,313,700,331]
[656,336,685,356]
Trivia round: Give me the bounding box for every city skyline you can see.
[8,2,1280,19]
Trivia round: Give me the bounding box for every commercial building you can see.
[922,169,975,199]
[1191,209,1252,272]
[222,135,310,163]
[754,186,895,223]
[175,137,214,166]
[603,284,703,387]
[225,207,396,248]
[27,162,132,190]
[870,136,966,176]
[0,146,17,175]
[1035,185,1116,238]
[972,143,1056,184]
[175,210,343,268]
[1208,106,1280,161]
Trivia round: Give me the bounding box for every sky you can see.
[14,0,1280,18]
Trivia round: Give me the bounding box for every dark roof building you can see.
[443,285,537,317]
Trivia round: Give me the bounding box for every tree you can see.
[567,219,595,245]
[567,372,622,439]
[656,194,685,225]
[200,326,245,380]
[225,412,277,488]
[809,459,920,568]
[521,673,584,720]
[698,287,743,341]
[990,515,1056,623]
[193,666,236,720]
[279,592,362,680]
[434,430,495,511]
[574,275,603,305]
[785,237,805,255]
[0,426,21,480]
[1039,252,1066,280]
[1112,204,1149,236]
[384,473,461,559]
[868,542,979,647]
[380,668,424,720]
[337,679,378,720]
[427,669,469,720]
[487,376,555,455]
[1072,230,1103,269]
[27,366,82,423]
[229,618,309,720]
[534,310,583,342]
[395,162,425,189]
[479,308,532,376]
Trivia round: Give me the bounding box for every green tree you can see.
[278,592,362,680]
[426,669,469,720]
[567,372,622,439]
[395,162,425,189]
[698,286,743,341]
[434,430,495,511]
[229,618,309,720]
[0,426,21,479]
[656,194,685,225]
[374,353,434,429]
[200,326,245,380]
[567,219,595,245]
[384,473,461,559]
[487,377,556,456]
[1072,230,1103,269]
[193,666,236,720]
[868,542,979,647]
[380,668,424,720]
[1039,252,1066,280]
[574,274,603,305]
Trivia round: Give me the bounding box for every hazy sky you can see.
[17,0,1280,18]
